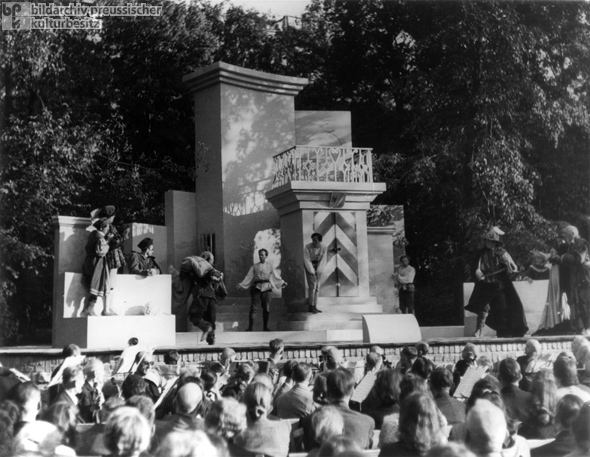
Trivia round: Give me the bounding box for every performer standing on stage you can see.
[465,227,528,338]
[550,225,590,335]
[394,255,416,314]
[304,232,327,314]
[237,249,287,332]
[128,237,161,276]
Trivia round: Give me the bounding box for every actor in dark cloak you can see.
[465,227,528,338]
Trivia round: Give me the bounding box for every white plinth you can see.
[54,315,176,349]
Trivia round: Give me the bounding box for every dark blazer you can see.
[501,384,532,423]
[434,391,466,426]
[300,400,375,450]
[531,430,576,457]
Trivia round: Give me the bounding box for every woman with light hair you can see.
[155,430,220,457]
[205,397,247,443]
[234,382,291,457]
[103,406,151,457]
[307,405,345,456]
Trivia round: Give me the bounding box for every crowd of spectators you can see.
[1,337,590,457]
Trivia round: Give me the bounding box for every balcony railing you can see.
[272,145,374,188]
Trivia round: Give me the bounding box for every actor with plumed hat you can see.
[81,206,128,317]
[128,237,161,276]
[465,227,528,338]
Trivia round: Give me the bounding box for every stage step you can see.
[278,319,363,331]
[176,330,345,346]
[287,312,382,322]
[289,303,384,314]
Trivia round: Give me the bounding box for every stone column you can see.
[183,62,308,290]
[266,181,386,308]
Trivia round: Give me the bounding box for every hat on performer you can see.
[483,226,504,246]
[137,238,153,251]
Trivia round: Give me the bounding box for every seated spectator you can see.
[532,394,584,457]
[431,367,466,426]
[154,382,205,449]
[411,356,434,380]
[0,409,14,457]
[252,372,274,392]
[121,374,146,401]
[427,442,477,457]
[379,393,447,456]
[318,435,362,457]
[52,365,84,414]
[155,429,220,457]
[362,368,401,429]
[365,352,383,376]
[553,354,590,402]
[477,355,494,374]
[12,420,74,456]
[301,368,375,450]
[133,351,161,403]
[306,406,345,456]
[519,371,558,439]
[498,358,532,424]
[126,395,156,435]
[201,370,221,403]
[273,359,296,404]
[516,339,542,391]
[222,362,257,400]
[234,382,291,457]
[275,362,315,419]
[75,396,125,456]
[396,346,419,374]
[380,372,432,446]
[128,237,161,276]
[48,344,82,405]
[567,401,590,457]
[321,346,344,372]
[313,372,329,406]
[0,362,21,403]
[7,381,41,436]
[40,401,78,450]
[103,406,151,457]
[79,357,106,423]
[453,343,478,393]
[259,338,284,385]
[205,397,254,457]
[464,399,507,457]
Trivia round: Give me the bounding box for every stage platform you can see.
[0,333,581,382]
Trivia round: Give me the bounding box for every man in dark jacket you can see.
[430,367,466,425]
[498,358,532,424]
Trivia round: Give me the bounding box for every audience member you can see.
[259,338,284,384]
[40,401,78,449]
[396,346,419,374]
[121,374,146,401]
[532,394,584,457]
[126,395,156,432]
[133,351,161,403]
[313,372,329,406]
[48,344,82,404]
[307,406,345,456]
[301,368,375,450]
[321,346,344,371]
[566,401,590,457]
[273,359,297,403]
[234,382,291,457]
[222,362,257,400]
[516,339,542,391]
[519,371,558,439]
[0,363,21,403]
[431,366,466,426]
[317,435,362,457]
[103,406,151,457]
[464,399,507,457]
[553,354,590,402]
[7,381,41,436]
[79,357,106,423]
[154,382,205,449]
[365,352,383,375]
[379,393,447,456]
[411,356,434,380]
[252,372,275,392]
[201,370,221,403]
[12,420,73,456]
[275,362,315,419]
[155,429,221,457]
[205,397,252,457]
[363,368,401,429]
[426,442,477,457]
[75,396,125,457]
[0,410,13,457]
[52,364,84,413]
[453,343,478,392]
[498,358,532,424]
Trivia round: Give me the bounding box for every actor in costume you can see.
[128,237,161,276]
[550,225,590,335]
[188,252,227,345]
[303,232,327,314]
[465,227,528,338]
[237,249,287,332]
[394,255,416,314]
[521,251,551,282]
[171,253,215,314]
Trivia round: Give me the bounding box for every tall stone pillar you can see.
[183,62,308,288]
[266,181,386,308]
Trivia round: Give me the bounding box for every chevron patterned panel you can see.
[314,211,359,297]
